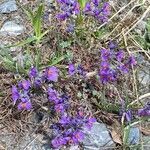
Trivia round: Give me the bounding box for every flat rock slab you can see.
[0,0,17,14]
[82,122,115,150]
[0,20,24,36]
[128,127,140,145]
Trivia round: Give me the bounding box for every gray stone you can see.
[0,0,17,14]
[82,122,115,150]
[128,127,140,145]
[136,54,150,94]
[45,0,54,4]
[0,20,24,36]
[69,145,80,150]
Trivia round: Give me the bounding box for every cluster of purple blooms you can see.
[56,0,111,23]
[68,63,86,76]
[84,0,111,22]
[99,41,137,84]
[48,87,96,148]
[120,100,150,123]
[12,65,96,148]
[12,66,59,110]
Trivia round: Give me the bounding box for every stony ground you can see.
[0,0,150,150]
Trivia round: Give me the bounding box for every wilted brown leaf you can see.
[110,129,122,145]
[140,127,150,136]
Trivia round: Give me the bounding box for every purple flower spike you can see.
[84,2,91,12]
[48,87,59,103]
[118,64,129,74]
[18,101,32,110]
[21,80,31,90]
[72,130,84,144]
[116,50,124,62]
[128,55,137,66]
[51,137,67,148]
[92,0,100,6]
[125,110,132,122]
[138,104,150,117]
[12,86,20,104]
[29,67,38,78]
[85,117,96,129]
[59,115,71,125]
[55,104,65,113]
[101,49,110,60]
[68,63,76,75]
[45,66,59,82]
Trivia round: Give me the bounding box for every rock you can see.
[0,20,24,36]
[135,21,146,35]
[45,0,54,6]
[0,0,17,14]
[82,122,115,150]
[136,54,150,94]
[69,145,80,150]
[128,127,140,145]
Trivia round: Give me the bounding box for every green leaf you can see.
[78,0,88,9]
[33,4,44,38]
[4,37,36,48]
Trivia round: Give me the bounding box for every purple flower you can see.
[100,61,110,69]
[128,55,137,66]
[59,115,71,125]
[72,130,84,144]
[118,64,129,74]
[101,2,111,16]
[92,0,100,6]
[84,2,91,12]
[20,91,30,102]
[20,80,31,90]
[51,136,67,148]
[101,49,110,60]
[17,101,32,110]
[48,87,59,103]
[108,41,117,49]
[45,66,59,82]
[125,110,132,122]
[68,63,76,75]
[29,67,38,78]
[116,50,124,62]
[12,86,20,104]
[55,104,65,113]
[138,104,150,117]
[56,13,69,21]
[34,78,42,88]
[85,117,96,129]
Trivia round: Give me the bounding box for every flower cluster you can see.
[99,42,136,84]
[48,87,69,113]
[47,86,96,148]
[120,100,150,123]
[84,0,111,22]
[56,0,111,23]
[11,66,59,110]
[68,63,86,76]
[11,65,96,148]
[51,111,96,148]
[138,103,150,117]
[56,0,79,21]
[51,116,96,148]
